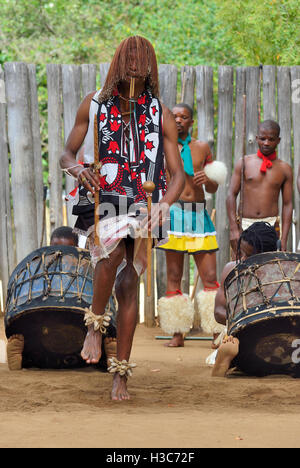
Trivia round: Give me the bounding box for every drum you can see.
[225,251,300,376]
[5,245,94,369]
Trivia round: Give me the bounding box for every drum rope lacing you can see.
[230,260,300,317]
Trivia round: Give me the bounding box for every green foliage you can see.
[0,0,238,66]
[214,0,300,65]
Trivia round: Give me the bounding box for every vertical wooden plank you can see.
[277,67,292,164]
[61,65,82,225]
[81,64,97,97]
[234,67,246,165]
[155,65,178,304]
[99,63,110,89]
[263,65,277,121]
[291,66,300,252]
[4,62,38,264]
[180,66,195,109]
[277,67,292,250]
[180,66,196,296]
[216,66,234,279]
[47,64,63,235]
[158,64,178,109]
[0,65,14,307]
[28,64,45,246]
[245,67,260,155]
[194,66,215,328]
[195,66,214,152]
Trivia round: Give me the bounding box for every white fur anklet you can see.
[158,293,194,335]
[197,289,225,335]
[84,306,113,333]
[107,357,137,377]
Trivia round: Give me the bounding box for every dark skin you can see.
[164,106,219,347]
[60,52,185,400]
[212,240,254,377]
[227,126,293,255]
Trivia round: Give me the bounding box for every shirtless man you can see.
[158,103,227,348]
[211,221,278,377]
[227,120,293,256]
[60,37,185,400]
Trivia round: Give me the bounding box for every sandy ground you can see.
[1,316,300,448]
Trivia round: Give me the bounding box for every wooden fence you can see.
[0,62,299,324]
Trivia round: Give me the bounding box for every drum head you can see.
[233,315,300,376]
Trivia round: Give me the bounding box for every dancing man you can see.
[227,120,293,256]
[157,103,227,348]
[60,36,185,400]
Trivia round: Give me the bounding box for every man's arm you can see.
[161,105,185,206]
[214,262,236,325]
[226,158,242,254]
[60,92,100,193]
[193,143,218,194]
[280,163,293,251]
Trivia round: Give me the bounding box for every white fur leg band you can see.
[204,160,228,185]
[197,289,225,335]
[158,294,195,335]
[84,306,113,334]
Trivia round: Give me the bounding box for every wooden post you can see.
[194,65,215,328]
[180,66,196,296]
[81,64,97,97]
[277,67,292,251]
[277,67,292,165]
[155,64,178,303]
[263,65,277,121]
[181,66,195,110]
[245,67,260,155]
[4,62,38,264]
[47,64,63,236]
[99,63,110,88]
[0,65,14,308]
[291,66,300,252]
[28,64,45,246]
[234,67,246,165]
[215,66,234,279]
[61,65,82,226]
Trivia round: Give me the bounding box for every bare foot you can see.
[7,334,24,371]
[211,336,239,377]
[104,337,117,368]
[81,325,102,364]
[111,373,130,401]
[212,333,221,349]
[164,333,184,347]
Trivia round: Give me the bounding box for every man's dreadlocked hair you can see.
[237,222,278,261]
[99,36,159,102]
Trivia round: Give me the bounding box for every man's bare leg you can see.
[112,242,139,401]
[212,336,239,377]
[81,242,125,364]
[164,250,185,347]
[7,334,24,371]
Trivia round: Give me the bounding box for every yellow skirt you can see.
[158,234,218,254]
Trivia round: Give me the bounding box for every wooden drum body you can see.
[225,252,300,376]
[5,246,94,369]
